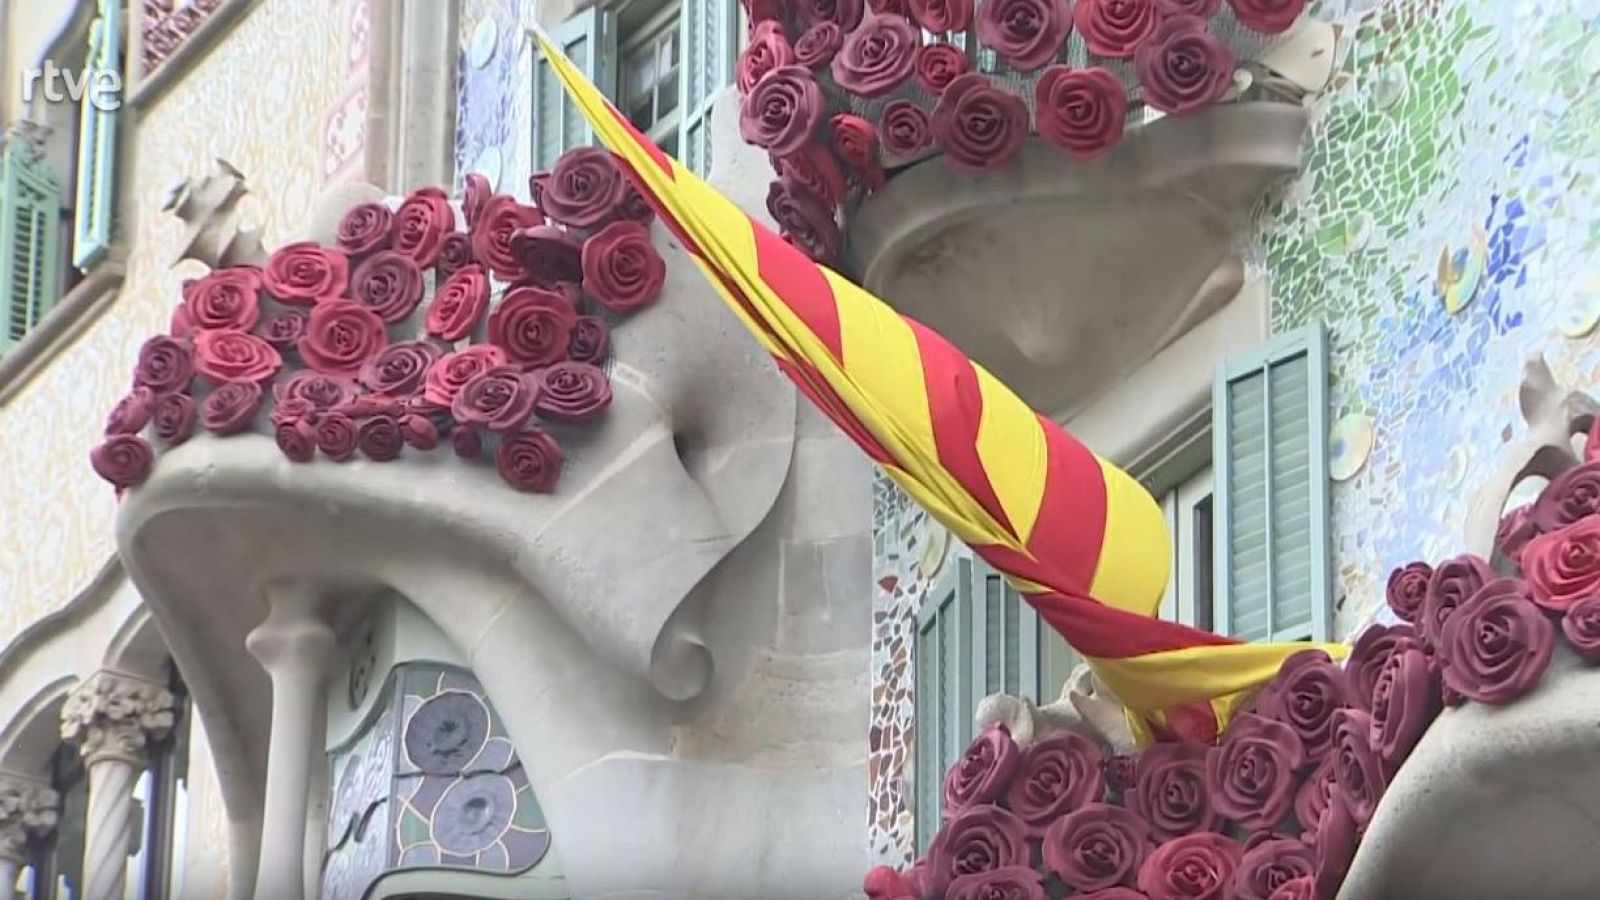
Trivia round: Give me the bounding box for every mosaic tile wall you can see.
[454,0,540,204]
[867,0,1600,866]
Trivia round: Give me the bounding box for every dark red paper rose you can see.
[929,804,1031,892]
[1227,0,1307,35]
[472,194,546,280]
[1035,65,1128,159]
[1439,577,1554,704]
[436,232,475,278]
[451,365,538,433]
[1522,516,1600,612]
[1041,803,1150,892]
[931,74,1030,172]
[831,14,919,95]
[263,241,350,305]
[357,413,404,461]
[1368,646,1440,769]
[767,176,842,263]
[581,221,667,313]
[946,866,1046,900]
[359,340,442,397]
[1267,875,1313,900]
[255,310,308,350]
[489,286,577,368]
[535,362,613,423]
[794,21,843,69]
[194,330,283,384]
[509,224,585,287]
[1329,707,1385,826]
[401,413,439,451]
[1385,561,1432,624]
[831,114,886,191]
[426,264,491,342]
[350,250,426,324]
[881,100,933,158]
[91,434,154,489]
[182,267,262,331]
[1421,553,1495,650]
[274,370,358,412]
[862,866,916,900]
[152,393,197,445]
[392,187,455,267]
[738,21,795,93]
[336,202,394,257]
[1254,649,1352,765]
[200,381,263,436]
[342,394,402,419]
[1134,14,1233,115]
[942,725,1020,817]
[106,387,155,435]
[915,42,969,94]
[567,316,609,365]
[134,335,195,394]
[497,427,564,492]
[1292,755,1335,834]
[798,0,866,31]
[1136,831,1243,900]
[1002,730,1105,833]
[452,425,483,458]
[1311,793,1357,900]
[777,142,848,207]
[909,0,971,32]
[741,66,826,157]
[424,345,508,407]
[1344,622,1420,712]
[540,147,627,230]
[1529,461,1600,532]
[1205,712,1305,831]
[1497,503,1539,566]
[1233,837,1314,900]
[463,172,492,228]
[316,412,358,461]
[1157,0,1220,14]
[1562,596,1600,662]
[1075,0,1158,58]
[298,300,388,377]
[275,418,317,462]
[975,0,1072,72]
[1126,742,1217,842]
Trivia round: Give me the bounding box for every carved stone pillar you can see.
[0,775,59,900]
[59,671,175,900]
[245,584,337,900]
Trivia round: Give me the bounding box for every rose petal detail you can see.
[134,335,195,395]
[1438,576,1555,704]
[1001,730,1104,833]
[336,202,394,258]
[1522,516,1600,613]
[350,250,426,324]
[200,381,264,436]
[831,14,919,96]
[767,177,842,264]
[534,362,613,423]
[357,413,404,461]
[263,242,350,305]
[91,434,155,489]
[496,427,564,492]
[539,147,627,230]
[451,365,539,433]
[1041,803,1150,892]
[194,330,283,384]
[392,187,456,267]
[914,42,970,94]
[931,74,1030,172]
[359,340,443,397]
[581,221,666,313]
[1133,14,1234,116]
[741,66,826,156]
[488,286,578,368]
[182,267,263,331]
[472,194,546,280]
[1206,712,1305,830]
[426,264,492,342]
[152,393,197,445]
[1227,0,1308,35]
[1074,0,1159,60]
[881,100,933,158]
[975,0,1072,72]
[298,300,389,378]
[1035,65,1128,159]
[1136,831,1243,900]
[738,21,795,93]
[831,114,886,191]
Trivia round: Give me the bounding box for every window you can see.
[72,0,123,272]
[28,744,87,899]
[619,6,681,158]
[129,665,191,900]
[0,136,62,354]
[1149,452,1215,632]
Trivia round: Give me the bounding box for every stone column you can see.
[0,775,59,900]
[245,584,337,900]
[59,671,175,900]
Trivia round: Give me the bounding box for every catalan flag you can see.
[531,32,1345,742]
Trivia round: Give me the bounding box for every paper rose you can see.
[194,330,283,384]
[275,370,358,412]
[262,241,349,305]
[974,0,1072,72]
[1561,596,1600,662]
[908,0,972,33]
[881,100,933,158]
[581,221,667,313]
[359,341,442,398]
[496,427,564,492]
[199,381,262,436]
[1034,66,1127,159]
[767,176,842,263]
[451,365,539,433]
[425,264,491,342]
[928,804,1031,892]
[1344,622,1420,711]
[392,187,455,267]
[1227,0,1308,35]
[831,14,919,96]
[534,362,613,423]
[1158,0,1220,14]
[424,345,508,407]
[436,232,475,277]
[335,201,393,257]
[943,725,1020,817]
[471,194,545,280]
[567,316,610,365]
[1384,561,1432,624]
[452,425,482,458]
[105,387,154,435]
[462,173,492,229]
[1233,837,1315,900]
[1205,712,1305,831]
[1421,553,1495,650]
[488,285,577,368]
[776,142,848,207]
[862,866,917,900]
[151,393,196,445]
[315,412,359,461]
[1291,755,1335,834]
[798,0,865,31]
[1002,729,1105,833]
[1329,707,1386,826]
[1253,649,1352,764]
[297,300,388,378]
[738,21,794,94]
[350,250,426,324]
[539,147,627,230]
[357,414,404,462]
[915,42,969,94]
[1368,646,1440,769]
[1137,831,1243,900]
[182,267,262,331]
[1074,0,1159,59]
[134,335,194,395]
[794,21,844,69]
[1522,516,1600,613]
[1041,803,1150,892]
[1126,742,1217,842]
[255,310,307,350]
[1530,461,1600,532]
[1496,503,1539,567]
[510,225,585,288]
[91,434,154,489]
[1134,15,1233,116]
[740,66,826,157]
[931,74,1030,172]
[831,114,885,191]
[275,418,317,462]
[1438,577,1555,704]
[946,866,1046,900]
[1311,793,1357,900]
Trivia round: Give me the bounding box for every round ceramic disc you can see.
[1329,413,1375,482]
[469,17,498,69]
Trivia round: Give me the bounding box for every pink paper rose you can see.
[496,427,564,492]
[1384,561,1432,624]
[534,362,613,423]
[392,187,455,267]
[1206,712,1305,831]
[740,66,826,156]
[831,14,919,95]
[1529,461,1600,532]
[931,74,1030,172]
[471,194,546,280]
[1367,646,1440,769]
[200,381,263,436]
[1001,730,1105,833]
[1074,0,1159,59]
[943,725,1021,817]
[1133,15,1233,115]
[1226,0,1307,35]
[426,264,491,342]
[1561,596,1600,662]
[1041,803,1150,892]
[738,21,795,94]
[262,242,349,306]
[1521,516,1600,612]
[133,335,194,395]
[91,434,154,489]
[1438,577,1554,704]
[975,0,1073,72]
[915,42,970,94]
[539,147,627,230]
[359,340,442,397]
[182,267,262,331]
[350,250,426,324]
[1233,837,1315,900]
[928,804,1031,893]
[1034,65,1128,159]
[194,330,283,384]
[1253,649,1352,765]
[1329,708,1385,826]
[767,176,842,263]
[335,202,394,258]
[489,285,578,368]
[1421,553,1495,650]
[1137,831,1243,900]
[298,299,388,377]
[881,100,933,158]
[1126,742,1217,842]
[581,222,666,313]
[152,393,197,445]
[451,365,539,433]
[424,345,508,407]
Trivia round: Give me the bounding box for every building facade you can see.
[1,0,1598,898]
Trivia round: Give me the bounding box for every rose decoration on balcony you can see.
[946,866,1046,900]
[1384,561,1431,624]
[1530,461,1600,531]
[1233,837,1314,900]
[1311,793,1357,900]
[975,0,1072,72]
[1253,649,1350,764]
[943,725,1020,817]
[1344,622,1419,710]
[928,804,1031,892]
[1227,0,1308,34]
[1561,597,1600,662]
[795,21,844,69]
[1127,742,1216,841]
[1041,803,1150,891]
[1421,553,1495,649]
[1328,707,1385,826]
[92,147,668,495]
[1521,516,1600,613]
[832,14,919,96]
[1035,65,1127,159]
[740,66,826,157]
[1003,730,1105,833]
[1496,503,1539,566]
[739,21,795,93]
[1438,577,1554,704]
[914,43,968,94]
[932,74,1030,172]
[1075,0,1159,59]
[1367,646,1439,769]
[1205,712,1304,831]
[1291,755,1334,834]
[1137,831,1243,900]
[881,100,933,158]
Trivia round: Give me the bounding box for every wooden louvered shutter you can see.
[532,9,616,172]
[677,0,737,176]
[0,139,63,353]
[73,0,123,271]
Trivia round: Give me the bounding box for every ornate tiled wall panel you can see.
[454,0,538,200]
[868,0,1600,866]
[140,0,225,76]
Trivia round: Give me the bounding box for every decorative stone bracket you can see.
[0,775,59,862]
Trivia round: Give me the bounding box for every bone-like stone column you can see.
[245,584,337,900]
[59,671,175,900]
[0,775,59,900]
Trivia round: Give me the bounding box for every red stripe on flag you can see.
[605,101,675,178]
[1011,583,1239,658]
[751,224,844,361]
[1023,416,1109,594]
[909,319,1013,536]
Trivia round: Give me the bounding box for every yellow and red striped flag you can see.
[531,31,1345,742]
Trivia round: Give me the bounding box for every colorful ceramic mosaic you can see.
[140,0,225,77]
[455,0,541,203]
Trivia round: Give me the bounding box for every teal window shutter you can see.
[0,138,63,353]
[972,557,1039,703]
[677,0,737,176]
[533,10,616,171]
[1213,324,1333,643]
[73,0,122,271]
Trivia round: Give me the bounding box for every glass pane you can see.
[660,28,678,69]
[1194,494,1215,633]
[1003,588,1020,696]
[985,574,1001,694]
[626,49,656,101]
[535,62,561,170]
[658,70,680,117]
[660,129,680,160]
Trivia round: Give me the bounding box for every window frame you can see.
[617,1,683,154]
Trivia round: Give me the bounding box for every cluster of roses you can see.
[737,0,1309,263]
[860,453,1600,900]
[89,148,667,495]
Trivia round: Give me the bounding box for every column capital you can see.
[0,775,58,862]
[60,671,175,766]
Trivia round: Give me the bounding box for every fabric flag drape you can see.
[530,30,1345,742]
